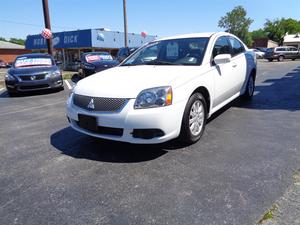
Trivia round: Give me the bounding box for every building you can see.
[283,34,300,48]
[26,29,157,70]
[252,38,278,48]
[0,40,31,63]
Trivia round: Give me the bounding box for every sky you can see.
[0,0,300,40]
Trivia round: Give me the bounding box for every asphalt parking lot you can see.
[0,60,300,225]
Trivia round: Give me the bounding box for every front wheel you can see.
[242,75,255,100]
[179,93,207,144]
[278,56,284,62]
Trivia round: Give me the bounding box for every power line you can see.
[0,19,79,30]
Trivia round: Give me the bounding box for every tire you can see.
[7,91,18,97]
[292,58,296,61]
[242,74,255,100]
[278,55,284,62]
[179,93,207,144]
[268,59,273,62]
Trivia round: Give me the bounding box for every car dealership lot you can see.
[0,61,300,225]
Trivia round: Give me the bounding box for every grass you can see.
[62,73,75,80]
[255,204,278,225]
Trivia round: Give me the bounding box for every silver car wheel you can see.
[189,100,204,136]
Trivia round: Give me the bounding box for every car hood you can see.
[74,65,203,98]
[9,65,59,75]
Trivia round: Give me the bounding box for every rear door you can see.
[228,37,247,94]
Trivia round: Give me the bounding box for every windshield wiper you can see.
[145,60,181,65]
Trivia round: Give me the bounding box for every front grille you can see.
[73,94,129,112]
[19,84,49,90]
[19,74,47,81]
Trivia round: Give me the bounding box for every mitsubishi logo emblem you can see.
[87,98,95,109]
[30,75,36,80]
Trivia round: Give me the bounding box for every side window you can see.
[229,37,245,56]
[212,36,231,59]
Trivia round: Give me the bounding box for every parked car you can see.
[116,47,138,62]
[264,46,300,62]
[67,32,257,144]
[78,52,119,78]
[255,47,268,53]
[0,59,8,68]
[249,49,265,58]
[5,53,63,96]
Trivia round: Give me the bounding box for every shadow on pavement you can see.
[238,66,300,111]
[0,88,64,98]
[50,127,187,163]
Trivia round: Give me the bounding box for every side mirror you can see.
[213,54,231,65]
[55,60,62,65]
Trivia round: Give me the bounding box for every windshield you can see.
[14,56,53,68]
[84,52,113,62]
[266,48,274,53]
[121,38,209,66]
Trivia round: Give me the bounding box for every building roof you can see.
[0,40,25,49]
[283,34,300,43]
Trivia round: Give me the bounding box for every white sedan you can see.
[67,32,257,144]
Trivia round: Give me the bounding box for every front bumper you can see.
[5,76,63,92]
[66,95,185,144]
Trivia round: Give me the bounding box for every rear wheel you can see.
[292,58,296,61]
[242,75,255,100]
[268,59,273,62]
[179,93,207,144]
[278,55,284,62]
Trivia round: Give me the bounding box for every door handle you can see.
[232,63,237,68]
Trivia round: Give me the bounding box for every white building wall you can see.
[91,29,156,48]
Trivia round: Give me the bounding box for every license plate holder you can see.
[78,114,98,132]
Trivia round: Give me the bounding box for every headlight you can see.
[134,86,172,109]
[5,73,15,81]
[84,64,95,70]
[52,70,61,76]
[46,70,61,78]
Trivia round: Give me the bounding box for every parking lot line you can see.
[64,80,72,90]
[0,100,65,117]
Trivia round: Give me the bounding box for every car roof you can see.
[16,53,53,58]
[155,32,235,41]
[82,51,110,55]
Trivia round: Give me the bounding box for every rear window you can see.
[14,56,53,68]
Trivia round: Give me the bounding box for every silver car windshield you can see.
[121,37,209,66]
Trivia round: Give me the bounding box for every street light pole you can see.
[42,0,53,55]
[123,0,128,47]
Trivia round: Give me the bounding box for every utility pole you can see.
[42,0,53,55]
[123,0,128,47]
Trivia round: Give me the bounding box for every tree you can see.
[218,6,253,46]
[9,38,25,46]
[250,29,268,39]
[264,18,300,44]
[0,37,6,41]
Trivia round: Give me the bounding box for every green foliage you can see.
[218,6,253,46]
[264,18,300,44]
[250,29,268,39]
[0,37,6,41]
[9,38,25,46]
